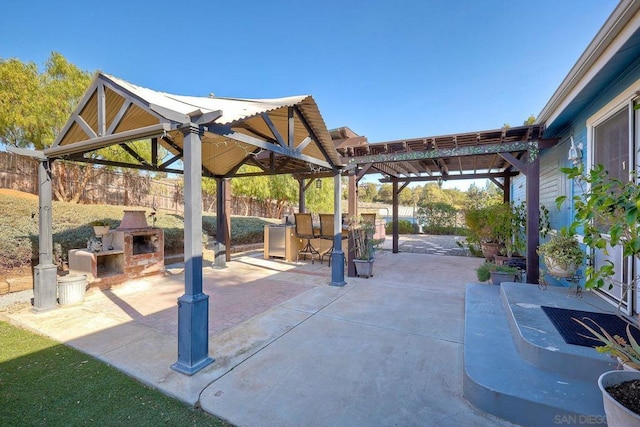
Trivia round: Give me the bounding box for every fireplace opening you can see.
[132,234,157,255]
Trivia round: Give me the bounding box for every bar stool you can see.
[294,213,320,263]
[319,213,347,266]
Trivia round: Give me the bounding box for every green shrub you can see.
[0,193,277,271]
[385,220,414,234]
[476,262,519,282]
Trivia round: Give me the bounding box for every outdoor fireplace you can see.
[69,210,164,288]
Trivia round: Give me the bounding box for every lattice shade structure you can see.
[339,125,547,183]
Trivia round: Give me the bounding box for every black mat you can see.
[541,306,640,348]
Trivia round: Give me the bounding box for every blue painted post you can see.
[171,125,214,375]
[33,159,58,311]
[330,170,346,286]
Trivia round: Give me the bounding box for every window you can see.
[593,107,630,184]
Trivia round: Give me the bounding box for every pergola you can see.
[339,125,558,283]
[14,73,556,375]
[12,73,347,375]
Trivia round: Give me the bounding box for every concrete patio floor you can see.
[0,241,518,426]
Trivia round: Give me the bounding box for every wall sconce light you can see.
[315,178,322,189]
[568,136,583,165]
[437,177,443,188]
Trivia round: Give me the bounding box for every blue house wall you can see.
[535,56,640,286]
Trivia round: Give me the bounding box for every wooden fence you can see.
[0,152,280,217]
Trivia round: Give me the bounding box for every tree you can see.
[420,183,451,206]
[0,52,92,149]
[358,182,378,203]
[466,182,502,210]
[375,183,393,204]
[305,178,334,214]
[398,185,415,206]
[523,115,536,125]
[0,53,102,203]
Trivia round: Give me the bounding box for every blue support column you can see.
[330,170,346,286]
[171,125,214,375]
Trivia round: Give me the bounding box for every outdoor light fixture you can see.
[568,136,583,165]
[437,177,443,188]
[315,178,322,189]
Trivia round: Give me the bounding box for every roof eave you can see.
[537,0,640,127]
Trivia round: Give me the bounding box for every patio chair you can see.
[294,213,320,263]
[319,214,347,266]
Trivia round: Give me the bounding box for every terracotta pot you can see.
[480,242,501,261]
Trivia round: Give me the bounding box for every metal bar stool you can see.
[294,213,320,263]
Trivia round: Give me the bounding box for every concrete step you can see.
[463,284,608,427]
[500,282,617,382]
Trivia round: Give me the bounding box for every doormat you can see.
[541,306,640,348]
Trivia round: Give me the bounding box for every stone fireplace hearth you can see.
[69,210,164,288]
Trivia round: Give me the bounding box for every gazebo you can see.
[11,73,346,375]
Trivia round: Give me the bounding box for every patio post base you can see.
[32,263,58,312]
[172,293,214,375]
[330,250,346,287]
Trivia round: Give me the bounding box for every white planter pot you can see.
[93,225,110,237]
[598,370,640,426]
[354,259,374,278]
[57,274,88,306]
[543,255,579,278]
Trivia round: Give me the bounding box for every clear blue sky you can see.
[1,0,619,188]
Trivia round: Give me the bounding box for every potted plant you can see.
[350,217,375,278]
[89,220,111,237]
[558,163,640,294]
[476,262,520,285]
[466,202,545,262]
[559,160,640,425]
[537,228,584,278]
[575,316,640,423]
[598,370,640,426]
[465,205,504,260]
[573,317,640,371]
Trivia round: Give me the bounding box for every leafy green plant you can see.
[351,216,376,260]
[416,202,458,230]
[384,219,414,235]
[573,317,640,370]
[537,228,584,268]
[476,262,519,282]
[557,164,640,291]
[466,202,550,258]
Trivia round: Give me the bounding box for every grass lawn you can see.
[0,321,231,426]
